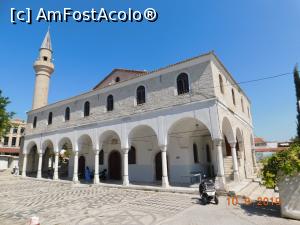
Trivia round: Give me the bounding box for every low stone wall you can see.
[0,156,19,170]
[278,174,300,220]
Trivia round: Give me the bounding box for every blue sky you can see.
[0,1,299,141]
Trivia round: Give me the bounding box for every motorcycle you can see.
[199,174,219,205]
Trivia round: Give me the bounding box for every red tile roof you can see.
[254,137,265,144]
[0,148,20,154]
[255,147,287,152]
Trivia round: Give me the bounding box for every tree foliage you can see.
[0,90,14,138]
[293,65,300,139]
[261,144,300,188]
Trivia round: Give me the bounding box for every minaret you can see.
[32,30,54,110]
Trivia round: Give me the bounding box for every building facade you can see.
[20,31,256,190]
[254,137,291,162]
[0,119,26,170]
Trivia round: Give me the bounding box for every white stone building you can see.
[20,31,256,190]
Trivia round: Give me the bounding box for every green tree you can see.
[293,65,300,140]
[0,90,14,138]
[261,144,300,188]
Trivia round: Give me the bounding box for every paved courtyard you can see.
[0,172,299,225]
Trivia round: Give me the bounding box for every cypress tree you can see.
[293,65,300,139]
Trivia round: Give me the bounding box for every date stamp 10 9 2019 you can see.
[227,196,281,207]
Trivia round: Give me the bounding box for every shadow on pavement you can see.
[239,201,281,218]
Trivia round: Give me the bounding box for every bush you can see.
[261,143,300,188]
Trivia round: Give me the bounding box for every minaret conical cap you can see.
[40,30,52,51]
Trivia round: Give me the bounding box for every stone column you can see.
[230,142,240,182]
[53,152,59,180]
[161,145,169,188]
[73,151,79,183]
[251,146,258,174]
[122,148,129,186]
[22,153,27,177]
[37,151,43,179]
[94,150,100,184]
[214,139,226,190]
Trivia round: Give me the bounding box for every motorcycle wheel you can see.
[214,196,219,205]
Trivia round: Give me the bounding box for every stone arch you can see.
[222,117,235,143]
[41,139,55,178]
[128,124,160,183]
[25,141,38,154]
[98,130,122,181]
[26,141,39,177]
[128,124,158,147]
[167,117,214,183]
[77,134,94,181]
[58,137,74,179]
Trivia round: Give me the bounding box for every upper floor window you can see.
[241,98,244,112]
[115,77,120,82]
[84,101,90,117]
[20,127,25,134]
[129,146,136,164]
[231,89,236,105]
[3,137,9,146]
[193,143,199,163]
[136,86,146,105]
[107,95,114,111]
[177,73,189,95]
[33,116,37,128]
[11,137,16,147]
[65,107,70,121]
[219,75,224,94]
[13,127,18,134]
[48,112,53,125]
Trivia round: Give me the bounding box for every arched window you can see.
[65,107,70,121]
[48,112,53,125]
[129,146,136,164]
[177,73,189,95]
[193,143,199,163]
[99,150,104,165]
[33,116,37,128]
[219,75,224,94]
[136,86,146,105]
[206,144,211,163]
[231,89,236,105]
[241,98,244,112]
[107,95,114,111]
[84,101,90,117]
[115,77,120,82]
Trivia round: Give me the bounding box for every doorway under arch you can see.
[108,151,121,180]
[78,155,85,179]
[154,152,169,181]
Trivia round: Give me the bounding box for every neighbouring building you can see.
[0,119,26,170]
[254,137,291,161]
[20,30,256,190]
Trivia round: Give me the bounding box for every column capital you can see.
[213,138,223,146]
[229,142,237,148]
[121,148,129,154]
[93,149,100,154]
[159,145,167,152]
